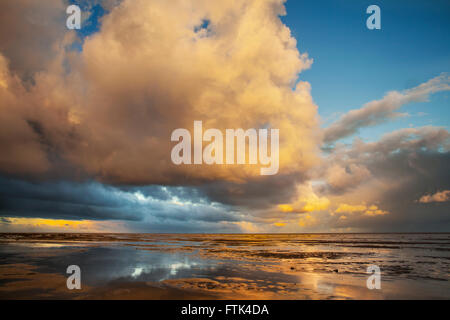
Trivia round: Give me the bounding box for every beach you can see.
[0,233,449,299]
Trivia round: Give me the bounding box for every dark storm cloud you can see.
[336,151,450,232]
[322,126,450,195]
[363,150,450,231]
[0,177,140,220]
[0,177,241,225]
[322,126,450,232]
[199,173,302,209]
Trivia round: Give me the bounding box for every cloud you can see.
[273,222,286,227]
[0,0,449,233]
[0,217,129,233]
[315,125,450,231]
[0,0,68,78]
[323,74,450,144]
[277,183,330,213]
[418,190,450,203]
[334,203,388,216]
[0,177,246,233]
[321,126,450,194]
[231,221,259,233]
[0,0,320,186]
[298,214,318,228]
[326,163,371,192]
[0,0,323,219]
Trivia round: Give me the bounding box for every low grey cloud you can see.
[319,126,450,232]
[0,177,243,230]
[322,126,449,193]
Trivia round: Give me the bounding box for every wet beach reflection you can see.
[0,233,449,299]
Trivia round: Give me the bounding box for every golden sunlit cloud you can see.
[298,214,318,227]
[273,222,286,227]
[335,204,367,214]
[277,204,294,213]
[0,217,128,233]
[335,203,389,216]
[277,183,330,213]
[231,221,259,233]
[418,190,450,203]
[0,0,321,184]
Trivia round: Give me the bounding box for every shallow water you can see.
[0,233,449,299]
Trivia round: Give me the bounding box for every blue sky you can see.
[282,0,450,142]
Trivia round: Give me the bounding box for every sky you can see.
[0,0,449,233]
[282,0,450,140]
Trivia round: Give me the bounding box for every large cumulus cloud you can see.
[0,0,323,226]
[0,0,320,185]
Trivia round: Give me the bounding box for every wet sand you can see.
[0,233,449,299]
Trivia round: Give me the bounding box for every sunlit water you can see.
[0,233,449,299]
